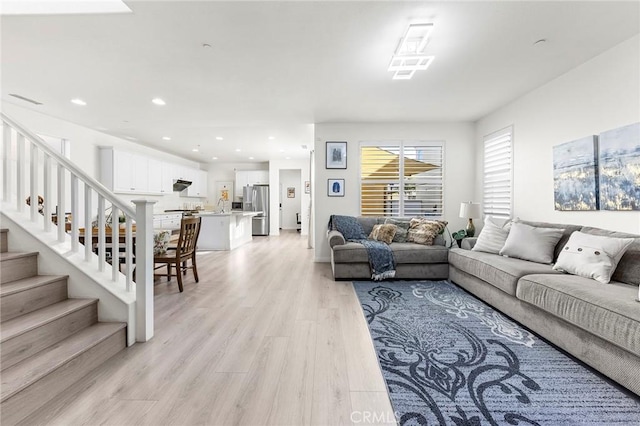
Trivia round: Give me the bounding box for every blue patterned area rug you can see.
[353,280,640,425]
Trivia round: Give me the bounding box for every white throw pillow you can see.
[499,222,564,264]
[472,216,512,254]
[553,231,634,284]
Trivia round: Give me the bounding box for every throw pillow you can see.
[153,230,172,255]
[472,216,512,254]
[384,218,411,243]
[407,218,448,245]
[553,231,634,284]
[369,224,397,244]
[499,222,564,264]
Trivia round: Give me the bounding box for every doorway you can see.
[279,169,302,231]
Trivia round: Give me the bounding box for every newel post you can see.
[133,199,156,342]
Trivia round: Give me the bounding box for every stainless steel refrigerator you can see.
[243,184,269,236]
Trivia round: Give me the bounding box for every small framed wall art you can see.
[328,179,345,197]
[326,141,347,169]
[305,181,311,194]
[287,187,295,198]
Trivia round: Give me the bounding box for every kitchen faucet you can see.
[217,197,226,213]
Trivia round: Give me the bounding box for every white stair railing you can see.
[0,113,154,342]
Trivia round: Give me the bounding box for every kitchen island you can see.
[195,211,261,251]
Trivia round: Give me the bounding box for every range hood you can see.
[172,179,192,192]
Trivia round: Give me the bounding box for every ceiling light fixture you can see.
[268,136,275,140]
[235,148,241,152]
[71,98,87,106]
[279,149,285,153]
[162,136,171,141]
[152,98,166,106]
[249,157,254,160]
[215,136,224,141]
[212,156,218,160]
[388,23,435,80]
[192,145,200,152]
[285,157,291,160]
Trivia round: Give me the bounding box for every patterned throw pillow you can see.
[153,230,172,255]
[384,218,411,243]
[369,224,397,244]
[407,218,448,245]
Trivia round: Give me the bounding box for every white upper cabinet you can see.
[101,148,151,194]
[100,147,207,197]
[234,170,269,197]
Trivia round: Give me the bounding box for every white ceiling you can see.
[2,1,639,163]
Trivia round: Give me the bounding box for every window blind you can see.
[483,128,513,218]
[360,141,444,217]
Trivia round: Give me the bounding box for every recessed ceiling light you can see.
[71,98,87,106]
[279,149,285,153]
[268,136,275,140]
[192,148,199,152]
[249,157,254,160]
[215,136,224,141]
[212,156,218,160]
[152,98,166,106]
[235,148,241,152]
[162,136,171,141]
[285,157,291,160]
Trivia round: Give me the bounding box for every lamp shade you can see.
[459,202,481,219]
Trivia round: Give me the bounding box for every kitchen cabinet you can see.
[153,213,182,230]
[100,148,151,194]
[181,169,208,198]
[100,147,206,197]
[235,170,269,198]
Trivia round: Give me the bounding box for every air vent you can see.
[9,94,42,105]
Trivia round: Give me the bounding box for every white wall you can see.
[313,122,476,262]
[280,169,302,230]
[475,34,640,234]
[2,103,206,214]
[207,161,269,203]
[269,158,311,236]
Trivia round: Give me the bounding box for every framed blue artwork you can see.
[328,178,345,197]
[599,122,640,211]
[553,136,599,211]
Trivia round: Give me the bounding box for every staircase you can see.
[0,228,127,425]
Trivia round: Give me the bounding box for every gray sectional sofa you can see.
[449,220,640,396]
[328,216,449,280]
[327,216,640,396]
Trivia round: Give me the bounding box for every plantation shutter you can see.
[483,127,513,218]
[360,141,444,217]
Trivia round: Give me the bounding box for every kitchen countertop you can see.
[194,211,262,217]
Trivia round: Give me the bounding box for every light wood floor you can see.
[20,231,396,426]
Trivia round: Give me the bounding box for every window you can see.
[360,141,444,217]
[483,127,513,218]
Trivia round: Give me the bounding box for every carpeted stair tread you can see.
[0,322,126,402]
[0,298,97,343]
[0,275,68,297]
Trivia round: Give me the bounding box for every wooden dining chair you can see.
[153,216,201,292]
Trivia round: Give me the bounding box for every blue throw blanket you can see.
[328,215,396,281]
